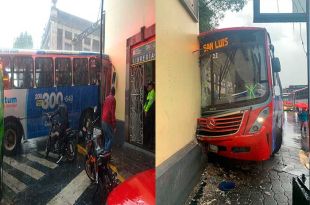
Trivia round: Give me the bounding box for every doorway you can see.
[129,60,155,151]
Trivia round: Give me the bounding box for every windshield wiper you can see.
[217,49,237,100]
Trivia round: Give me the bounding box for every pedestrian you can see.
[298,107,308,134]
[101,87,116,153]
[143,82,155,150]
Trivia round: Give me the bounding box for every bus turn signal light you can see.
[249,107,269,134]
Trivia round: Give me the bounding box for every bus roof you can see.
[199,27,267,37]
[0,48,109,59]
[293,86,308,93]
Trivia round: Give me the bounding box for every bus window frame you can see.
[35,57,54,88]
[12,55,34,89]
[0,55,12,90]
[73,57,89,86]
[89,57,100,85]
[55,57,72,87]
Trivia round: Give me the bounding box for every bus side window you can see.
[89,57,100,85]
[35,58,54,87]
[55,58,72,86]
[73,58,88,85]
[13,56,34,89]
[0,56,12,89]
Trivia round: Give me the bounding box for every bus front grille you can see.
[196,112,244,137]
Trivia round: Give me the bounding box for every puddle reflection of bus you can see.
[196,27,283,161]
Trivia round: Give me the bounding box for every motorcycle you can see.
[83,107,119,204]
[43,108,77,163]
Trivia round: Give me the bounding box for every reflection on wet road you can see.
[283,111,309,152]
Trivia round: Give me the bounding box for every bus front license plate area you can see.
[209,144,218,153]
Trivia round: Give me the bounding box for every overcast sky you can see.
[219,0,307,88]
[0,0,100,49]
[0,0,307,88]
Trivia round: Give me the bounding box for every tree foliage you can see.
[13,32,33,49]
[199,0,247,33]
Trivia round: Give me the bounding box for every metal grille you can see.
[197,112,244,136]
[129,64,144,144]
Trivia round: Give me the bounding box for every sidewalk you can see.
[186,144,310,205]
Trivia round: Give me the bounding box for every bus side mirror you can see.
[272,57,281,72]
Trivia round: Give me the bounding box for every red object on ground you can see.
[106,169,155,205]
[295,102,308,110]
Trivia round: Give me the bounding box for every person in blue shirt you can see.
[298,108,308,134]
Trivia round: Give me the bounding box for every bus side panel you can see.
[26,85,99,139]
[272,94,283,152]
[4,90,27,118]
[4,89,28,138]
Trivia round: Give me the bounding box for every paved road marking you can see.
[109,163,125,183]
[46,171,91,205]
[2,170,27,193]
[3,156,45,180]
[23,154,58,169]
[38,151,60,159]
[77,144,87,155]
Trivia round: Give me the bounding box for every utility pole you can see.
[99,0,105,113]
[100,0,104,59]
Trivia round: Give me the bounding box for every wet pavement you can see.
[186,111,310,205]
[1,136,154,205]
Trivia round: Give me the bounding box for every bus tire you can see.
[273,127,283,154]
[4,121,21,156]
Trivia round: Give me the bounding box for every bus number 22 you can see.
[42,92,64,110]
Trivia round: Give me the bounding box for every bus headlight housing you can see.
[249,107,269,134]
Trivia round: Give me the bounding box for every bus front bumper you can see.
[196,126,271,161]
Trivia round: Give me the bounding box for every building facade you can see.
[156,1,205,204]
[41,5,100,52]
[105,0,204,204]
[283,85,307,93]
[105,0,155,152]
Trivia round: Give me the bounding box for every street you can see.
[186,111,310,205]
[1,136,154,205]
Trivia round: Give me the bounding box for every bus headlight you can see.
[249,107,269,134]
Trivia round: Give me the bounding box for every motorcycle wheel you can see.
[66,141,76,162]
[99,174,111,205]
[45,137,51,158]
[85,157,96,182]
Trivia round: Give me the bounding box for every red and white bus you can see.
[196,27,283,161]
[283,92,294,111]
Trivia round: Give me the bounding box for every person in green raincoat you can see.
[143,82,155,150]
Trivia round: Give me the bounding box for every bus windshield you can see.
[200,30,269,112]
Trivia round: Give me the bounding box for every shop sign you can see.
[132,41,155,65]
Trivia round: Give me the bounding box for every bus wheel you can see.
[273,128,283,154]
[4,122,21,156]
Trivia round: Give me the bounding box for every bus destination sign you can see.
[202,37,229,53]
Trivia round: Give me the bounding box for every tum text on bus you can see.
[196,27,283,161]
[0,49,113,155]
